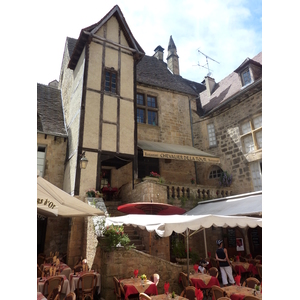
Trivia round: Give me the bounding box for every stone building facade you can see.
[193,52,262,194]
[37,4,262,281]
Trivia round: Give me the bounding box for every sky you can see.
[35,0,262,85]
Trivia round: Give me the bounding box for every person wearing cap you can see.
[215,239,235,286]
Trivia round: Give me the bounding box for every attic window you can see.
[241,68,252,86]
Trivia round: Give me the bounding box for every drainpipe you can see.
[189,98,198,184]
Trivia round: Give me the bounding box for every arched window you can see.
[208,165,223,179]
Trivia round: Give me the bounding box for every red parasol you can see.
[117,202,186,215]
[117,202,186,254]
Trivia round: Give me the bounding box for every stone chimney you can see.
[167,36,179,75]
[153,45,164,61]
[205,76,216,96]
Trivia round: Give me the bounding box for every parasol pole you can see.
[149,232,151,255]
[203,228,208,258]
[186,228,190,280]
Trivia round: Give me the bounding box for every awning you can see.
[185,191,262,217]
[138,140,220,163]
[37,174,105,217]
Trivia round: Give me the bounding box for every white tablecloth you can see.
[69,273,101,294]
[37,276,70,296]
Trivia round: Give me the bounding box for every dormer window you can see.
[241,68,252,86]
[234,57,262,88]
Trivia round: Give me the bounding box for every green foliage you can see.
[95,217,134,250]
[172,237,199,264]
[102,224,134,250]
[179,196,188,207]
[86,188,101,197]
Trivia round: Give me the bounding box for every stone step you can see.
[124,226,146,251]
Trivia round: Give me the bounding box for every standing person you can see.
[215,239,235,286]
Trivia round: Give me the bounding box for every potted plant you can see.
[219,171,233,187]
[86,188,102,198]
[95,217,134,250]
[172,238,199,264]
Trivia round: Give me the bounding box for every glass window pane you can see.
[253,115,262,129]
[243,135,254,153]
[147,96,157,108]
[255,130,262,149]
[137,94,144,105]
[207,124,217,146]
[241,121,251,134]
[137,109,145,123]
[242,69,251,85]
[148,111,157,125]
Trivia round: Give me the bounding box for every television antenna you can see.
[194,49,220,76]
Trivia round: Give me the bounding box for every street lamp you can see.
[80,151,88,169]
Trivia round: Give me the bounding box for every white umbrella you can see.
[37,174,105,217]
[105,214,262,278]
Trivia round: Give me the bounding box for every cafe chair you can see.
[254,255,262,261]
[208,267,219,278]
[256,264,262,281]
[43,277,64,299]
[113,276,124,300]
[207,267,219,297]
[50,285,61,300]
[74,264,83,272]
[63,292,76,300]
[183,286,196,300]
[211,285,226,300]
[76,272,97,300]
[244,296,261,300]
[242,277,260,289]
[150,273,160,286]
[179,272,192,290]
[139,293,151,300]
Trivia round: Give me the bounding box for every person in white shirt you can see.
[198,259,209,274]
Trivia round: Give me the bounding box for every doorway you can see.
[37,215,47,254]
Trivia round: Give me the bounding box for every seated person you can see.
[198,259,209,274]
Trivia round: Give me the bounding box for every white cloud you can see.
[35,0,262,85]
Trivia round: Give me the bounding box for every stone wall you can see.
[100,248,190,300]
[43,216,69,256]
[37,134,67,189]
[192,90,262,194]
[37,134,68,256]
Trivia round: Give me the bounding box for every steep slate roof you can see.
[37,83,67,137]
[68,5,145,70]
[137,55,205,96]
[67,37,77,57]
[200,52,262,114]
[66,38,205,97]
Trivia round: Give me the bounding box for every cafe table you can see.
[69,271,101,295]
[37,274,70,295]
[120,278,158,300]
[189,273,220,290]
[231,262,257,276]
[37,292,47,300]
[151,293,188,300]
[223,285,262,300]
